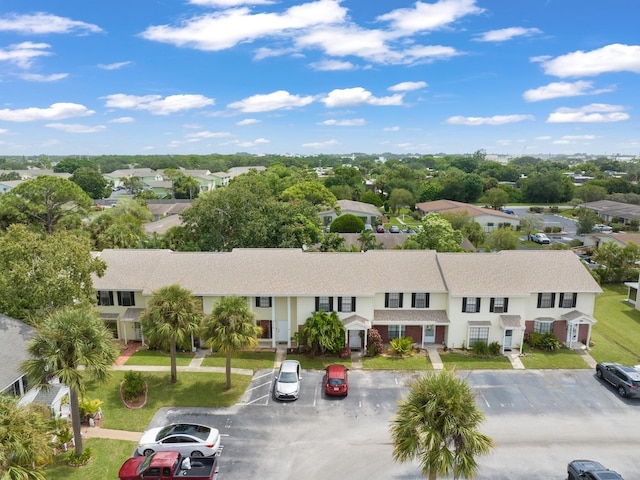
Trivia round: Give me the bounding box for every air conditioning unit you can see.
[493,307,504,313]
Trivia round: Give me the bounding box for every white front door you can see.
[504,329,513,348]
[569,323,579,343]
[423,325,435,344]
[276,320,289,343]
[349,331,362,349]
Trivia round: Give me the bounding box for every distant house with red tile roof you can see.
[415,200,519,231]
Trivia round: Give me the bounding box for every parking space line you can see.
[244,394,270,406]
[254,371,274,380]
[245,380,272,393]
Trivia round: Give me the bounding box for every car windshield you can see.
[328,378,344,385]
[279,372,298,383]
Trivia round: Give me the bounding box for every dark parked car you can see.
[389,225,400,233]
[567,459,624,479]
[595,362,640,398]
[324,364,348,397]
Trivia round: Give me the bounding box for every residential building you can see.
[92,249,601,354]
[0,314,34,398]
[581,200,640,226]
[415,199,520,232]
[319,200,384,227]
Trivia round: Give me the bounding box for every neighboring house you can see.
[211,172,231,187]
[580,232,640,250]
[0,180,22,193]
[104,168,162,189]
[415,199,520,232]
[0,172,72,193]
[228,166,266,178]
[581,200,640,226]
[145,200,192,221]
[178,169,218,192]
[92,249,601,354]
[319,200,383,227]
[0,314,34,398]
[146,180,173,198]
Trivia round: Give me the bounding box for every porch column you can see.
[271,300,276,349]
[287,296,292,348]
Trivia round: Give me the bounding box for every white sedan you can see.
[136,423,221,457]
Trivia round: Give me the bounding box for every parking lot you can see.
[148,368,640,480]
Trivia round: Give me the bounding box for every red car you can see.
[324,364,348,396]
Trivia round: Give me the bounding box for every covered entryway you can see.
[500,315,525,354]
[122,308,145,345]
[373,310,450,348]
[562,310,597,350]
[422,324,435,344]
[342,315,371,351]
[276,320,289,345]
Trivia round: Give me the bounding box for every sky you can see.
[0,0,639,157]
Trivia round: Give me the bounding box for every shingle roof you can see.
[373,309,450,324]
[437,250,602,296]
[0,315,34,391]
[582,200,640,220]
[415,199,516,220]
[93,249,447,296]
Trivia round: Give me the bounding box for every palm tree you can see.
[0,396,52,480]
[21,307,118,458]
[139,284,203,384]
[201,296,262,390]
[390,369,493,480]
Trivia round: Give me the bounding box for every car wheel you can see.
[568,472,576,480]
[596,368,603,378]
[618,385,627,397]
[191,451,204,457]
[143,449,154,456]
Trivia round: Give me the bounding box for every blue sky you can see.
[1,0,639,157]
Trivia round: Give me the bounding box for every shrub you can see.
[79,398,103,421]
[68,447,92,467]
[552,226,562,233]
[549,206,559,213]
[367,328,384,356]
[340,345,351,359]
[488,341,502,356]
[390,336,414,356]
[471,340,489,356]
[526,332,561,351]
[330,214,365,233]
[544,226,552,233]
[122,370,146,401]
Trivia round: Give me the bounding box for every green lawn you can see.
[520,348,590,369]
[285,353,352,370]
[124,349,194,366]
[592,284,640,365]
[440,352,512,370]
[361,354,431,370]
[45,438,136,480]
[201,350,277,370]
[85,371,251,431]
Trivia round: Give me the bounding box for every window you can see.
[385,292,403,308]
[559,293,577,309]
[96,291,114,306]
[412,293,430,308]
[388,325,405,340]
[534,320,554,334]
[468,327,489,347]
[260,320,272,339]
[490,297,508,313]
[338,296,356,313]
[462,297,481,313]
[315,296,333,312]
[537,293,556,308]
[255,296,272,308]
[117,291,135,307]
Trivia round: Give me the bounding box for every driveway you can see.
[148,369,640,480]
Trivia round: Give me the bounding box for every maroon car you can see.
[324,364,348,396]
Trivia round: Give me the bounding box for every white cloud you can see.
[0,103,94,122]
[475,27,541,42]
[232,137,270,148]
[45,123,106,133]
[301,139,340,148]
[384,126,400,131]
[446,114,534,125]
[103,94,214,115]
[228,90,314,112]
[141,0,347,51]
[535,136,552,140]
[547,104,629,123]
[553,135,597,145]
[377,0,484,34]
[98,61,132,70]
[185,131,232,140]
[0,129,7,134]
[0,13,102,34]
[309,59,356,71]
[20,72,68,82]
[236,118,261,126]
[388,81,427,92]
[189,0,274,6]
[322,87,403,107]
[539,43,640,78]
[523,80,613,102]
[319,118,366,126]
[0,42,52,68]
[109,116,135,123]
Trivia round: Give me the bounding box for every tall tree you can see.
[388,188,415,213]
[280,181,338,210]
[480,188,509,210]
[486,227,520,251]
[404,213,463,252]
[0,396,53,480]
[21,307,118,458]
[0,224,106,321]
[297,311,345,355]
[390,369,493,480]
[201,296,262,390]
[0,175,92,234]
[139,285,203,384]
[518,214,544,241]
[71,167,111,199]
